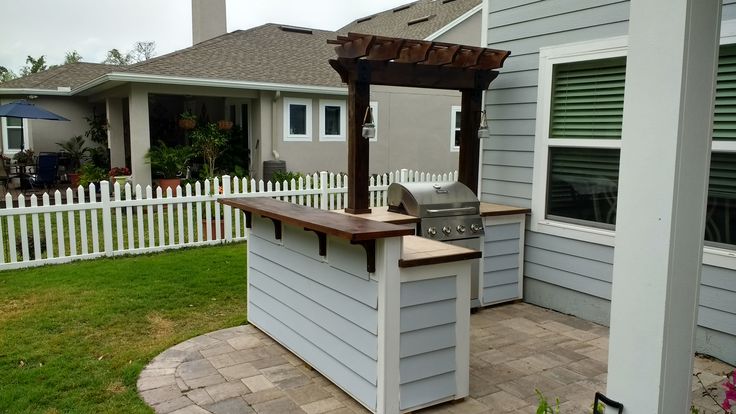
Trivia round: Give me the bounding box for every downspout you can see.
[272,91,281,161]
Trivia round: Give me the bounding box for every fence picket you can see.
[146,186,155,248]
[204,180,212,242]
[167,186,175,246]
[54,191,65,258]
[18,195,29,261]
[5,195,15,263]
[78,187,88,255]
[176,185,185,245]
[66,188,77,257]
[30,195,41,259]
[222,176,232,242]
[186,184,194,243]
[124,183,135,250]
[195,182,203,243]
[43,193,54,259]
[0,198,5,263]
[157,186,165,247]
[91,184,101,254]
[136,185,145,248]
[114,183,123,250]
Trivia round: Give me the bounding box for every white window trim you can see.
[530,22,736,270]
[319,99,346,141]
[1,117,29,154]
[368,101,378,142]
[450,105,461,152]
[283,97,312,142]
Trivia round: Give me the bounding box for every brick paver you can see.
[137,303,734,414]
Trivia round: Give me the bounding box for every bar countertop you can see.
[221,197,415,242]
[479,202,530,217]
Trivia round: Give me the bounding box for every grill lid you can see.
[387,182,480,217]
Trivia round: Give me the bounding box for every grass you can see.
[0,243,248,414]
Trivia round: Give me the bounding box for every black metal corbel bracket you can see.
[350,239,376,273]
[304,228,327,256]
[267,218,282,240]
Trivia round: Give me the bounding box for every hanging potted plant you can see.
[217,119,233,130]
[178,111,197,130]
[145,141,192,194]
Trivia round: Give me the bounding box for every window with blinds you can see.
[707,45,736,246]
[550,57,626,139]
[545,57,625,227]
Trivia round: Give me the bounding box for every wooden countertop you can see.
[399,236,481,268]
[221,197,414,242]
[336,206,420,225]
[479,202,530,217]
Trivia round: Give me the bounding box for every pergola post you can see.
[605,0,721,412]
[345,76,371,214]
[458,89,483,194]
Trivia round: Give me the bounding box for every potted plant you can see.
[178,111,197,130]
[190,122,229,178]
[108,166,131,187]
[217,119,233,130]
[57,136,89,187]
[145,141,192,193]
[78,163,108,189]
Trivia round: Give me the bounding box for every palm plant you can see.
[56,135,89,172]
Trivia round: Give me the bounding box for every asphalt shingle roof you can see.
[124,24,344,88]
[1,0,481,91]
[0,62,118,90]
[340,0,481,40]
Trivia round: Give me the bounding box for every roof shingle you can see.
[0,62,118,90]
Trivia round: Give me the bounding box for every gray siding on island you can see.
[247,217,379,409]
[484,0,736,363]
[483,222,522,304]
[399,276,457,410]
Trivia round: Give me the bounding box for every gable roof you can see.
[122,24,344,88]
[0,62,118,90]
[339,0,481,40]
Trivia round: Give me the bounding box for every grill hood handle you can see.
[426,207,477,215]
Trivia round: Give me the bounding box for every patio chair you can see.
[29,152,59,191]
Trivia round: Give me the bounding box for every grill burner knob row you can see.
[442,226,452,235]
[427,227,437,237]
[456,224,466,234]
[470,224,483,233]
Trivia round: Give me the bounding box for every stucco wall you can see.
[0,96,96,155]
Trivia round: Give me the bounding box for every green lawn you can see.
[0,243,248,414]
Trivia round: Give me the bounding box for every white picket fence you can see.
[0,169,457,270]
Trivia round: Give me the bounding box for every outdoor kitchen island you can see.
[220,197,481,414]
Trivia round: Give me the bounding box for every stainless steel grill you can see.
[387,182,484,242]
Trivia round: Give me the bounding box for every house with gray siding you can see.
[481,0,736,365]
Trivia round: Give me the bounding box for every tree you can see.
[19,55,47,76]
[0,66,16,83]
[102,48,131,66]
[102,41,156,66]
[64,50,83,64]
[129,41,156,63]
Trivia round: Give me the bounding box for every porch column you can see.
[606,1,721,413]
[129,85,152,187]
[106,98,125,169]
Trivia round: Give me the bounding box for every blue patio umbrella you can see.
[0,99,70,121]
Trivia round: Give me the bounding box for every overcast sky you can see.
[0,0,410,73]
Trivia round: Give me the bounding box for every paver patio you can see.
[137,302,734,414]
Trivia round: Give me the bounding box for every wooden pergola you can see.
[328,33,510,213]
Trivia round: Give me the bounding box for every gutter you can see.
[0,87,73,96]
[424,4,483,42]
[73,72,348,96]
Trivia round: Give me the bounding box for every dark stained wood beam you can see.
[345,73,371,214]
[330,59,499,90]
[458,89,483,195]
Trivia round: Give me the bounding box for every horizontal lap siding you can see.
[248,229,378,409]
[483,222,522,303]
[399,276,457,410]
[482,0,630,207]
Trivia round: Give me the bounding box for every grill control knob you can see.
[442,226,452,235]
[470,224,483,233]
[427,227,437,237]
[456,224,466,234]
